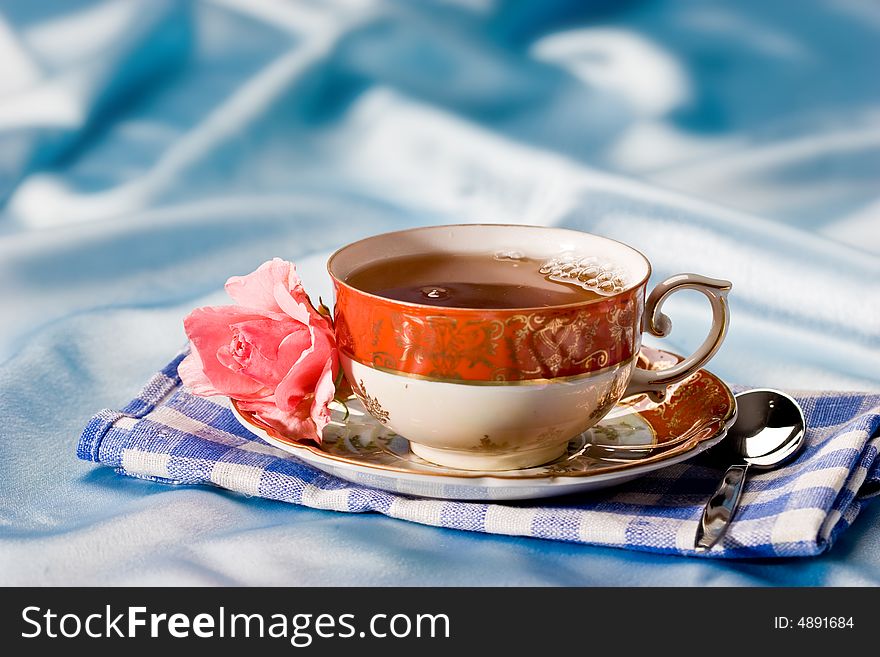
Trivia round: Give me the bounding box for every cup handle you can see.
[624,274,732,403]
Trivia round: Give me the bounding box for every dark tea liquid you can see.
[345,253,604,309]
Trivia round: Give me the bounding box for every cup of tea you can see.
[328,224,730,471]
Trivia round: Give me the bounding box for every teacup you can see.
[328,224,730,471]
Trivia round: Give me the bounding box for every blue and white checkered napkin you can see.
[78,353,880,558]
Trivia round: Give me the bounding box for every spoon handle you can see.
[694,463,750,552]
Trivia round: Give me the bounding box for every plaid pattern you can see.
[78,353,880,558]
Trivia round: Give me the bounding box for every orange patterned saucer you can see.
[230,347,736,501]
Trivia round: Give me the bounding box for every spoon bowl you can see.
[695,389,806,552]
[726,389,806,465]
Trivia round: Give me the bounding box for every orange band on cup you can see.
[333,282,645,383]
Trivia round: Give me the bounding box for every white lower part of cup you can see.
[341,354,636,472]
[410,440,569,471]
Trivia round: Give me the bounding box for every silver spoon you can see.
[694,389,806,552]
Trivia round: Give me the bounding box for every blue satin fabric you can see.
[1,0,878,585]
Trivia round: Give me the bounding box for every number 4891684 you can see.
[797,617,854,629]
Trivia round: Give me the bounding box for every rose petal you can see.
[241,398,320,443]
[273,323,336,412]
[232,318,312,388]
[273,281,312,325]
[178,350,221,396]
[183,306,272,400]
[309,358,338,438]
[225,258,303,313]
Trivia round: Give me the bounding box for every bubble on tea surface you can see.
[494,250,526,262]
[420,286,449,301]
[540,254,627,296]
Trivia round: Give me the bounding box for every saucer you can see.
[229,347,736,501]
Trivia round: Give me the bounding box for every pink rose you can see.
[178,258,338,443]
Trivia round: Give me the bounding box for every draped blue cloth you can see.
[2,0,879,584]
